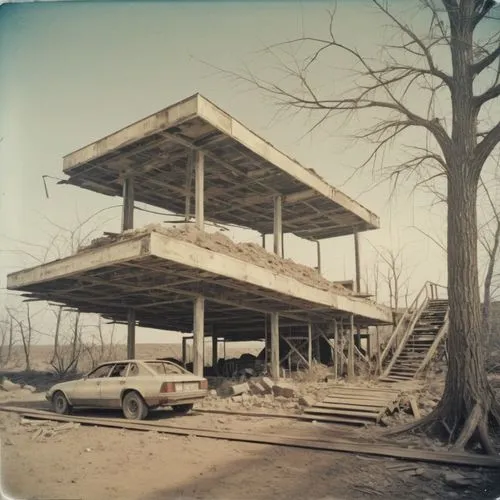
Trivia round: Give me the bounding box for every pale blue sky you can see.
[0,1,497,344]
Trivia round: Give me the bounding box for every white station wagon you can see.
[46,359,208,420]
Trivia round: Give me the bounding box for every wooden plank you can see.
[409,397,421,419]
[325,388,400,397]
[304,408,380,419]
[322,398,388,408]
[297,414,369,425]
[324,395,397,404]
[3,407,500,468]
[313,402,385,412]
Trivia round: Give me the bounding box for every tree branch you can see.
[474,83,500,109]
[472,43,500,76]
[475,122,500,168]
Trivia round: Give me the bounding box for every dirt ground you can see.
[1,378,500,500]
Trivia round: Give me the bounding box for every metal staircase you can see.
[379,282,449,382]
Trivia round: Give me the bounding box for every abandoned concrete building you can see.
[7,93,398,380]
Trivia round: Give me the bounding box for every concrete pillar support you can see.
[193,296,205,377]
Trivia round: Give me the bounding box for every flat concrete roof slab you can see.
[62,94,379,240]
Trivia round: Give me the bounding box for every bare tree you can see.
[231,0,500,450]
[6,304,35,371]
[50,309,83,378]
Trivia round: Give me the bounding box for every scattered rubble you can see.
[298,395,316,407]
[80,224,357,296]
[443,472,474,488]
[231,382,250,396]
[272,383,296,398]
[18,419,81,443]
[0,378,21,392]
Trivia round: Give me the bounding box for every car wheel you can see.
[52,391,71,415]
[122,391,148,420]
[172,404,193,415]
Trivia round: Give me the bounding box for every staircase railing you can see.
[379,281,447,368]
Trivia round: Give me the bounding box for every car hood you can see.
[46,379,79,395]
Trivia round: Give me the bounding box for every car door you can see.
[99,362,129,408]
[70,364,112,406]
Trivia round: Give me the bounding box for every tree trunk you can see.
[432,173,499,449]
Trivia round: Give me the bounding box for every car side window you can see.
[87,365,111,379]
[109,363,129,377]
[128,363,140,377]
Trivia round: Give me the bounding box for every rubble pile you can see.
[79,224,353,295]
[200,377,315,414]
[0,377,37,400]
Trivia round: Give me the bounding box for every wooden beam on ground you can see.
[193,296,205,376]
[5,406,500,468]
[121,176,134,231]
[195,151,204,231]
[127,308,135,359]
[271,312,280,381]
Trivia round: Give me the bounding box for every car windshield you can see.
[145,361,186,375]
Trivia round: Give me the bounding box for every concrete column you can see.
[333,319,338,379]
[181,336,188,367]
[211,328,218,369]
[185,151,195,221]
[273,196,283,257]
[308,323,313,367]
[127,309,135,359]
[195,151,204,231]
[122,177,134,231]
[193,296,205,377]
[316,240,321,274]
[354,231,361,293]
[348,314,355,380]
[270,312,280,380]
